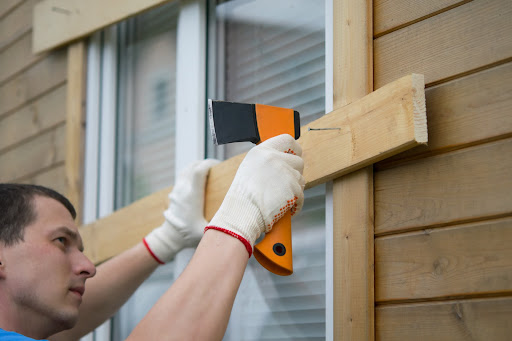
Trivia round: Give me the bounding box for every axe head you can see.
[208,99,300,145]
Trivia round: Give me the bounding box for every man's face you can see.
[0,195,96,333]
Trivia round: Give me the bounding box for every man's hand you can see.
[144,159,220,263]
[205,134,305,256]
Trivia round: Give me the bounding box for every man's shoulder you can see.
[0,328,45,340]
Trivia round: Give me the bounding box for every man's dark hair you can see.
[0,184,76,246]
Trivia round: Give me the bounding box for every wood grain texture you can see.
[374,0,512,88]
[81,187,170,264]
[0,84,65,152]
[332,1,374,340]
[0,123,66,182]
[23,163,67,196]
[65,42,86,224]
[33,0,172,53]
[0,0,24,19]
[81,73,427,265]
[374,0,469,37]
[0,48,66,117]
[375,217,512,302]
[377,62,512,168]
[0,0,37,51]
[376,297,512,340]
[333,167,375,340]
[303,74,426,189]
[0,32,46,85]
[375,138,512,235]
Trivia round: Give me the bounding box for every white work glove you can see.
[144,159,220,263]
[205,134,305,257]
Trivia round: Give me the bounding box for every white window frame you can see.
[83,0,333,339]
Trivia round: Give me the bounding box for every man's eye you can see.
[56,237,66,244]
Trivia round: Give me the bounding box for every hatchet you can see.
[208,99,300,276]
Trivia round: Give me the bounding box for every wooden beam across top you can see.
[32,0,173,54]
[80,73,427,265]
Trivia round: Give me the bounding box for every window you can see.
[84,1,330,340]
[207,0,327,339]
[115,2,180,206]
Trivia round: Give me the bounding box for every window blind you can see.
[115,1,180,207]
[111,3,181,339]
[210,1,326,339]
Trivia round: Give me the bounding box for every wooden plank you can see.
[375,217,512,302]
[80,73,427,265]
[374,0,469,37]
[32,0,173,54]
[374,0,512,89]
[332,0,374,340]
[376,297,512,341]
[333,167,374,340]
[80,187,170,264]
[21,163,67,197]
[375,138,512,235]
[0,32,46,85]
[65,42,86,224]
[0,124,66,182]
[377,61,512,168]
[0,0,37,51]
[0,0,23,19]
[0,84,66,152]
[0,48,66,117]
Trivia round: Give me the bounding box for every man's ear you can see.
[0,247,5,279]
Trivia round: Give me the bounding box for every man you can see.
[0,134,305,340]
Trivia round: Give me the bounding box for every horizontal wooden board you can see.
[375,138,512,234]
[0,124,66,182]
[0,0,23,20]
[374,0,468,37]
[375,217,512,302]
[0,0,36,51]
[0,84,66,151]
[33,0,172,53]
[374,0,512,88]
[377,62,512,168]
[376,297,512,341]
[80,74,427,264]
[0,48,66,117]
[21,163,67,196]
[0,32,46,85]
[80,187,170,263]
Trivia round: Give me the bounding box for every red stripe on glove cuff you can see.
[142,238,165,265]
[204,226,253,258]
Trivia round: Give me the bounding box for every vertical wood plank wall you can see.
[373,0,512,339]
[0,0,69,196]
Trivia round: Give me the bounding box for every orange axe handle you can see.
[252,104,297,276]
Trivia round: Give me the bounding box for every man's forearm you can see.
[50,242,160,340]
[127,229,249,341]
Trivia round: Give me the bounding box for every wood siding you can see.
[373,0,512,339]
[3,1,509,339]
[0,1,69,199]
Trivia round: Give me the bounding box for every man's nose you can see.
[74,251,97,278]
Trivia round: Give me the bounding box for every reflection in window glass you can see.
[115,3,179,207]
[209,1,326,339]
[111,3,180,340]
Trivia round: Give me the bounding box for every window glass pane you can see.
[111,3,180,339]
[208,1,326,339]
[115,2,180,207]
